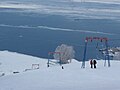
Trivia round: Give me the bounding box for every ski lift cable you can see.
[47,39,99,47]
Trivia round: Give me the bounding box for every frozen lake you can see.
[0,0,120,60]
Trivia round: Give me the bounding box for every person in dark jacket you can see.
[90,59,93,68]
[93,60,97,68]
[62,66,64,69]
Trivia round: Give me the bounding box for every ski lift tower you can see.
[81,37,110,68]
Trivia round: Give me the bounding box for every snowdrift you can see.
[0,51,120,90]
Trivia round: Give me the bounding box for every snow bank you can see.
[0,51,120,90]
[0,50,47,75]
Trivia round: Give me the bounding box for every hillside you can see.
[0,51,120,90]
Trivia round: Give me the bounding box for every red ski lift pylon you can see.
[81,37,110,68]
[47,52,62,67]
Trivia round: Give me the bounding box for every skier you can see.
[62,66,64,69]
[93,59,97,68]
[90,59,93,68]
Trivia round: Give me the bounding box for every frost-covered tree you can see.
[113,47,120,60]
[113,52,120,60]
[54,44,75,64]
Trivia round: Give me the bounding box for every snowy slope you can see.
[0,50,47,76]
[0,51,120,90]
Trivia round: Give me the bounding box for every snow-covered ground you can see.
[0,50,120,90]
[0,51,47,76]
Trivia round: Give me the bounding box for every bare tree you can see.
[54,44,75,64]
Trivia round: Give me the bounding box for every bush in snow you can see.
[113,52,120,60]
[0,72,5,77]
[113,47,120,60]
[54,44,75,64]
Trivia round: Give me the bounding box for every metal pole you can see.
[47,53,50,67]
[59,53,62,66]
[105,41,110,67]
[81,40,88,68]
[104,55,107,67]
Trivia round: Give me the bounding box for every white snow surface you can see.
[0,50,120,90]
